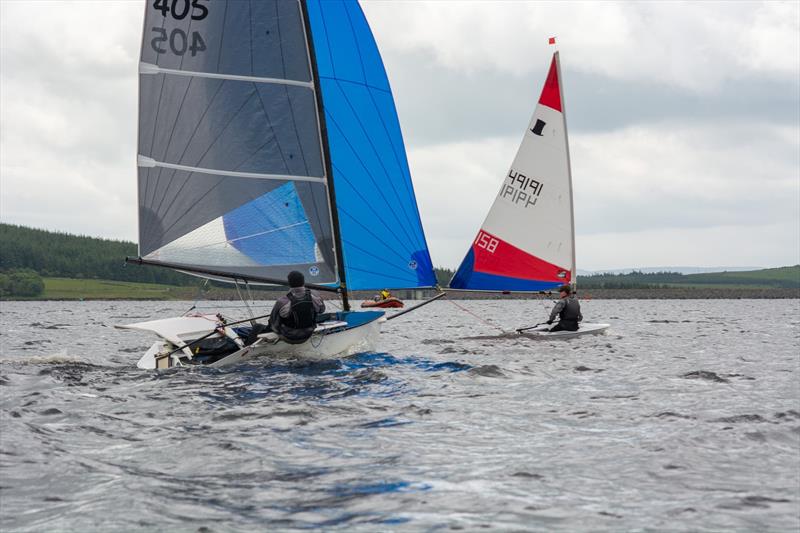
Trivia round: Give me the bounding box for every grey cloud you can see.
[386,50,800,146]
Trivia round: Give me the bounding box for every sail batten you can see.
[139,62,315,88]
[450,52,574,292]
[136,156,327,183]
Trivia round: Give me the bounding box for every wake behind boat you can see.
[448,46,608,336]
[122,0,436,368]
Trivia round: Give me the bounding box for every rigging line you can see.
[239,85,288,170]
[445,297,508,334]
[325,108,419,254]
[274,0,287,80]
[188,92,260,175]
[178,7,194,72]
[143,71,167,222]
[216,0,228,72]
[341,2,369,89]
[155,91,261,239]
[332,162,418,257]
[332,80,421,249]
[315,0,337,82]
[234,279,255,321]
[282,84,312,176]
[248,0,254,77]
[149,79,227,226]
[144,76,195,238]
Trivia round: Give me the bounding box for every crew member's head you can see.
[288,270,305,288]
[558,285,572,297]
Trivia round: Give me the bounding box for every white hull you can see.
[521,322,610,338]
[118,312,383,369]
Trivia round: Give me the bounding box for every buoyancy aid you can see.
[559,297,581,322]
[282,289,317,330]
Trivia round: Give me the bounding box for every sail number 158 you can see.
[475,232,499,253]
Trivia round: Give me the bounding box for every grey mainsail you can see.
[137,0,336,284]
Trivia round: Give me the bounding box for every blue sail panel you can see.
[223,183,317,266]
[306,0,436,290]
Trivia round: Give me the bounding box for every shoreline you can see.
[3,287,798,302]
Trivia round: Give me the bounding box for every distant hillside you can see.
[586,266,763,275]
[578,266,800,289]
[0,223,195,286]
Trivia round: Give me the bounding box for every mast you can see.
[299,0,350,311]
[555,51,577,291]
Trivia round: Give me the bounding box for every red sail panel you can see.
[538,55,561,112]
[471,230,570,283]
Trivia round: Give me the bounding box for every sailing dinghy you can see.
[448,50,608,338]
[119,0,436,368]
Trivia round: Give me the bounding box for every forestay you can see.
[450,52,575,292]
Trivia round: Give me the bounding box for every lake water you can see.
[1,298,798,531]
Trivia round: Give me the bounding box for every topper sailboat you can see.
[119,0,436,368]
[448,49,608,337]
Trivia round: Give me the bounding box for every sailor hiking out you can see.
[547,285,582,332]
[269,271,326,343]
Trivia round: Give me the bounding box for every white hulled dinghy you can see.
[448,47,608,338]
[120,0,438,368]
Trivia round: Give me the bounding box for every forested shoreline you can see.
[1,223,798,299]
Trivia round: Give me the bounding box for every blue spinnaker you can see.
[306,0,436,290]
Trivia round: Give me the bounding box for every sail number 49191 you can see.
[475,231,499,253]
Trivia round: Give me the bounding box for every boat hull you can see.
[119,311,384,369]
[361,297,404,308]
[520,322,610,339]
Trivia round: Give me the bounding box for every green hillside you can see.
[0,223,195,286]
[579,266,800,289]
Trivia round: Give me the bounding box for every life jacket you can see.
[281,289,317,332]
[558,296,581,323]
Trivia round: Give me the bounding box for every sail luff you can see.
[300,0,350,310]
[555,51,577,288]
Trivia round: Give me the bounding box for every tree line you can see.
[2,223,795,292]
[0,223,195,286]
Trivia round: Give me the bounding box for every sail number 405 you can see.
[475,232,499,253]
[150,0,208,57]
[153,0,208,21]
[151,28,206,57]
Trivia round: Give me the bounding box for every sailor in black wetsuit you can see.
[269,271,326,343]
[547,285,582,332]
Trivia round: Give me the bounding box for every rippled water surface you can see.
[1,299,798,531]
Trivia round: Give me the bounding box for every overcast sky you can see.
[1,0,798,270]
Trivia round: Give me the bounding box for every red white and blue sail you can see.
[450,52,576,292]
